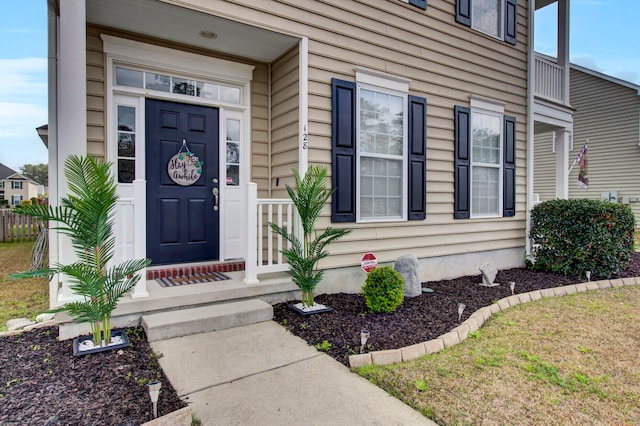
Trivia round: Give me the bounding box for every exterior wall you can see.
[535,67,640,221]
[1,179,39,203]
[87,28,106,158]
[85,0,531,277]
[270,47,300,198]
[568,68,640,220]
[533,131,556,201]
[172,0,530,270]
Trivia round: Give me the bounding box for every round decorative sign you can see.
[167,152,203,186]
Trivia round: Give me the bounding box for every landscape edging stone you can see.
[349,277,640,368]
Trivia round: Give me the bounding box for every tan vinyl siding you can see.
[533,131,556,201]
[91,0,530,268]
[86,28,105,157]
[251,64,270,197]
[568,68,640,221]
[270,46,300,198]
[170,0,530,268]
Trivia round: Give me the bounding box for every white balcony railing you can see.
[534,54,565,104]
[244,183,298,284]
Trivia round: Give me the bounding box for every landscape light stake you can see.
[457,303,466,323]
[509,281,515,295]
[147,381,161,419]
[360,329,370,354]
[586,271,591,282]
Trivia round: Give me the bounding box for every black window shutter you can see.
[456,0,472,27]
[504,0,518,45]
[503,115,516,217]
[408,95,427,221]
[409,0,427,10]
[331,78,357,223]
[454,106,471,219]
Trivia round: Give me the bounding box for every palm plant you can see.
[12,155,150,346]
[268,166,350,307]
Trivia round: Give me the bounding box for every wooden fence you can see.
[0,210,46,243]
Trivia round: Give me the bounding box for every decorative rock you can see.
[7,318,36,331]
[36,313,55,323]
[479,263,499,287]
[394,254,421,297]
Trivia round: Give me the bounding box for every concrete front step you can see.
[142,299,273,342]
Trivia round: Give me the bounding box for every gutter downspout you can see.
[47,0,59,308]
[525,0,535,259]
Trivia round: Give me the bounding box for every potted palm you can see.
[12,155,150,354]
[269,166,350,314]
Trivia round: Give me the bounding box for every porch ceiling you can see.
[86,0,299,63]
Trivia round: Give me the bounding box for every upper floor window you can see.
[0,181,4,189]
[455,0,518,45]
[473,0,502,38]
[11,181,23,190]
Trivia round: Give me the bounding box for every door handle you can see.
[212,187,219,211]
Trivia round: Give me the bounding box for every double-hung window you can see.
[11,195,22,205]
[454,97,516,219]
[471,110,502,216]
[11,181,23,190]
[455,0,518,45]
[331,70,427,223]
[358,83,407,221]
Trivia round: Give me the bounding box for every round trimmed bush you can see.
[362,266,405,313]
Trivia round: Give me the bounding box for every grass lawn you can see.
[0,241,49,331]
[356,286,640,426]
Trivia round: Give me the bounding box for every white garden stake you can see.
[586,271,591,282]
[509,281,515,295]
[360,329,370,353]
[148,381,161,419]
[458,303,466,322]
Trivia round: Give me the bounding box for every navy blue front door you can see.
[146,99,219,265]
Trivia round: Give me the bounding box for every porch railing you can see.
[245,183,298,284]
[534,54,565,104]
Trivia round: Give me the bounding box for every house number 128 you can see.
[302,124,308,150]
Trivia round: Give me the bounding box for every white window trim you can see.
[354,76,409,223]
[11,195,22,205]
[470,107,503,218]
[471,0,505,40]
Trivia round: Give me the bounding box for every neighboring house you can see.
[534,64,640,221]
[0,163,40,206]
[46,0,572,319]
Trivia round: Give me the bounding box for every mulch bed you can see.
[0,327,185,425]
[2,255,640,424]
[273,253,640,366]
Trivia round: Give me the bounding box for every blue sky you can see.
[0,1,638,172]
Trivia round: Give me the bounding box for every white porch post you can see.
[130,180,149,298]
[55,0,87,303]
[244,183,259,284]
[555,130,570,199]
[557,0,570,104]
[298,37,309,177]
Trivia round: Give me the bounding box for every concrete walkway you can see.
[151,321,436,425]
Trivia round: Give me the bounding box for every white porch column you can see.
[56,0,87,303]
[244,183,259,284]
[555,130,570,199]
[298,37,309,177]
[557,0,570,104]
[130,180,149,298]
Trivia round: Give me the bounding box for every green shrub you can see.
[20,200,32,207]
[0,199,8,207]
[362,266,405,313]
[529,199,635,278]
